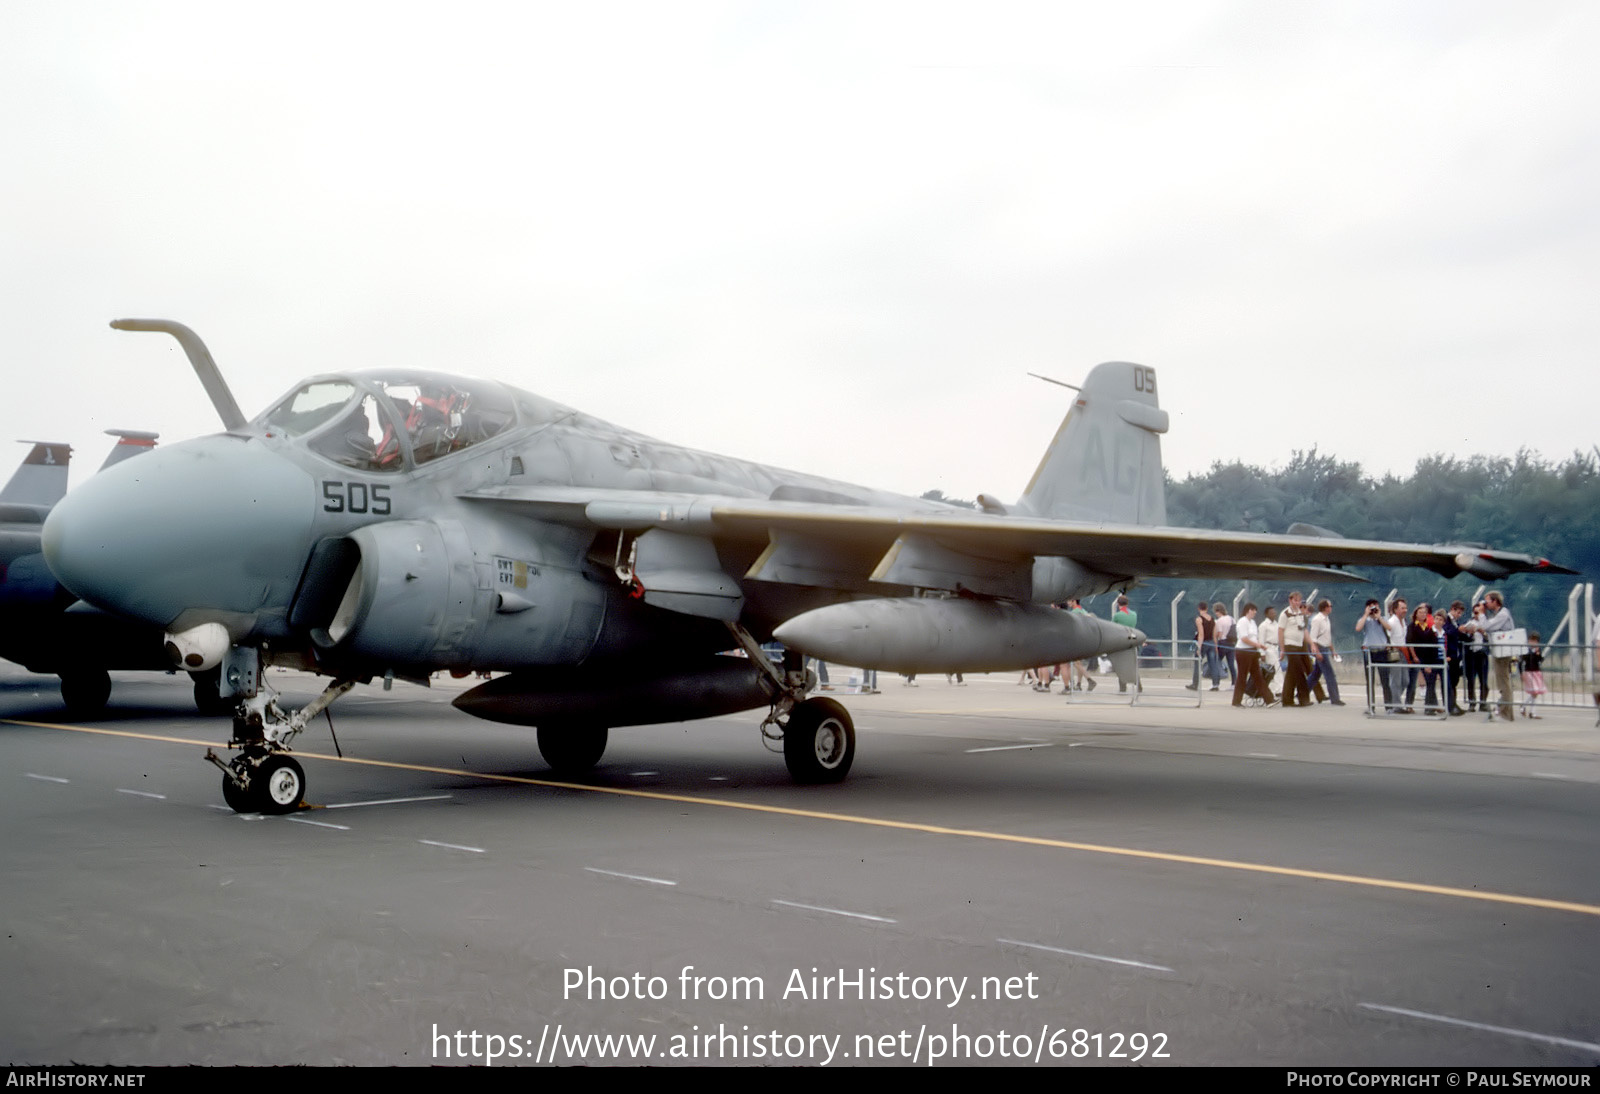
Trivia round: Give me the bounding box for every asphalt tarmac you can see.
[2,664,1597,1067]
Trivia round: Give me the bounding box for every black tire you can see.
[537,725,608,776]
[191,669,237,717]
[222,770,262,814]
[59,669,112,718]
[783,697,855,784]
[254,754,306,814]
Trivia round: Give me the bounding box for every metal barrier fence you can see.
[1361,641,1600,720]
[1073,645,1360,709]
[1159,642,1356,707]
[1132,652,1206,708]
[1055,650,1206,708]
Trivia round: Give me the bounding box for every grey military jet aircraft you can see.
[1,433,180,713]
[41,320,1574,815]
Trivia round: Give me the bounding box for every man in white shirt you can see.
[1231,603,1277,707]
[1463,591,1516,721]
[1213,603,1237,686]
[1386,597,1410,713]
[1307,599,1344,706]
[1280,590,1326,707]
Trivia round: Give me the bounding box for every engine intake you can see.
[294,520,480,669]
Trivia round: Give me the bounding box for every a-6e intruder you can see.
[41,320,1574,814]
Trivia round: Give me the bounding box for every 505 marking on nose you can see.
[321,480,392,515]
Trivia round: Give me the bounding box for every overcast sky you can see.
[3,1,1596,506]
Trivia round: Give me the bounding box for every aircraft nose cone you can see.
[43,434,316,630]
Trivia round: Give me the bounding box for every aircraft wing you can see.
[461,484,1576,596]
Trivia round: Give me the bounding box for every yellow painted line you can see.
[4,721,219,748]
[8,717,1600,919]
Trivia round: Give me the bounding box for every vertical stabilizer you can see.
[0,442,72,508]
[1015,362,1167,525]
[99,430,159,471]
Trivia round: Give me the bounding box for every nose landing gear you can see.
[206,676,355,813]
[212,748,307,815]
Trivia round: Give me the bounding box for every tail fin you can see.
[0,442,72,508]
[99,430,159,471]
[1014,362,1167,525]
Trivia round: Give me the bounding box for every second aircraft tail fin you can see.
[99,430,159,472]
[0,442,72,508]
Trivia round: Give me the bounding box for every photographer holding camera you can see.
[1356,597,1396,712]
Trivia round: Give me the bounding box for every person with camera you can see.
[1462,601,1491,710]
[1461,591,1516,721]
[1357,597,1397,712]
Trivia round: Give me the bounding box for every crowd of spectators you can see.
[1179,589,1547,719]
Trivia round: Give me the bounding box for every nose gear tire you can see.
[255,754,306,814]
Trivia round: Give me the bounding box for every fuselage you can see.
[41,369,955,678]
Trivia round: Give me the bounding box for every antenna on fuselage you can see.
[110,318,247,431]
[1026,372,1081,392]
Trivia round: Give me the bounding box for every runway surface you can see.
[2,666,1597,1066]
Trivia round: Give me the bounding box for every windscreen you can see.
[261,373,517,471]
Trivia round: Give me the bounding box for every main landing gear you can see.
[726,623,856,784]
[205,677,355,814]
[782,695,855,784]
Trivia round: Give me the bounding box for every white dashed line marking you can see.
[966,743,1056,753]
[25,773,69,783]
[1358,1003,1600,1054]
[418,839,485,854]
[772,900,896,924]
[322,794,453,810]
[998,938,1173,973]
[585,867,677,886]
[116,788,167,800]
[286,816,351,831]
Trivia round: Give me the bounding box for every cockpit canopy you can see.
[256,371,518,472]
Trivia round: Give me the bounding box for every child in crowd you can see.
[1520,633,1546,719]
